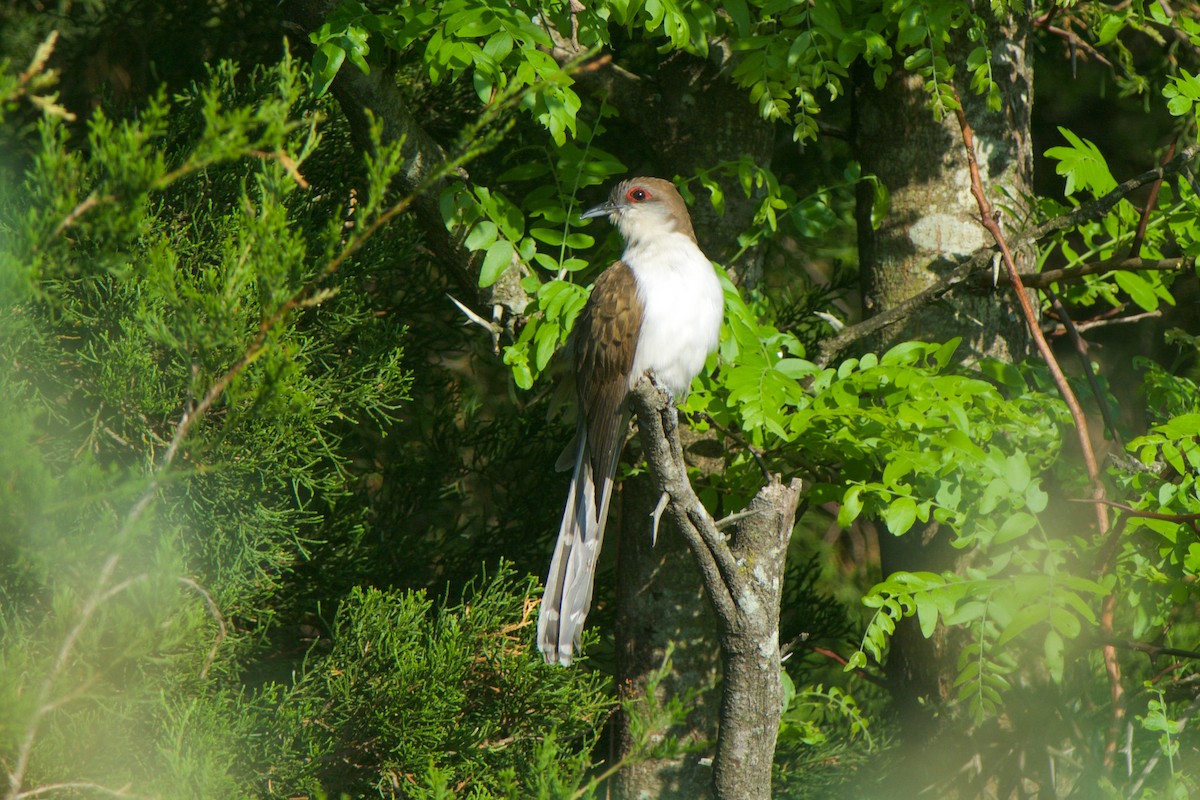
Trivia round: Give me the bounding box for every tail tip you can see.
[539,641,575,667]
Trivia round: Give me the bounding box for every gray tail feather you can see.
[537,420,620,665]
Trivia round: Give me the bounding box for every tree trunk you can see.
[854,19,1035,364]
[614,475,721,800]
[710,479,800,799]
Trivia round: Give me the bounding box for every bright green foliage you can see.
[295,0,1200,793]
[778,674,873,749]
[1040,129,1191,312]
[309,0,1004,145]
[309,0,583,143]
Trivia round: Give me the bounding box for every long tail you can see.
[538,417,623,665]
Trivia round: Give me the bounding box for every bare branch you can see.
[15,782,138,800]
[178,577,228,680]
[1001,256,1192,289]
[1070,309,1162,334]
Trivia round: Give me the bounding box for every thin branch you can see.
[1003,256,1192,290]
[810,646,889,688]
[700,411,770,482]
[1039,24,1115,69]
[7,552,121,800]
[1071,309,1161,334]
[630,376,739,621]
[1130,140,1177,257]
[1076,497,1200,527]
[816,145,1198,366]
[1044,286,1124,449]
[815,255,982,365]
[14,782,137,800]
[50,193,113,240]
[1026,145,1199,244]
[1094,638,1200,663]
[1128,692,1200,796]
[178,577,228,680]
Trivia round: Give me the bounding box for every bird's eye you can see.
[626,187,650,203]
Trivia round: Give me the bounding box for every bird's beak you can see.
[579,200,618,220]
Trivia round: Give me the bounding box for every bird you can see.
[537,176,725,666]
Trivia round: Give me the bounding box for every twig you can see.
[1039,24,1115,69]
[14,782,137,799]
[1075,309,1163,333]
[1094,637,1200,663]
[1003,256,1191,290]
[6,555,133,800]
[178,577,228,679]
[1044,286,1124,449]
[1127,692,1200,796]
[649,491,670,546]
[1075,497,1200,528]
[951,92,1122,768]
[50,193,113,240]
[715,508,762,530]
[700,411,770,482]
[811,646,889,688]
[1026,146,1199,244]
[1130,140,1177,258]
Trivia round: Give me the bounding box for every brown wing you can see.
[574,261,642,490]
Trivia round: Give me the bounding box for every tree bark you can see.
[614,474,721,800]
[853,18,1035,364]
[628,377,802,800]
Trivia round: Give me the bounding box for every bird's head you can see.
[580,177,697,246]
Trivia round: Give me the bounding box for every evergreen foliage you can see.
[0,50,611,799]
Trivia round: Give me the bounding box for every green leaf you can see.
[478,240,515,287]
[915,595,938,638]
[1044,127,1117,196]
[1044,629,1065,683]
[1002,454,1031,493]
[995,511,1035,544]
[883,496,918,535]
[465,220,498,251]
[996,603,1048,646]
[311,41,347,96]
[1114,270,1160,312]
[838,485,864,527]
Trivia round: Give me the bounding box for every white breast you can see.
[624,232,724,398]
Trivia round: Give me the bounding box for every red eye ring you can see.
[626,187,650,203]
